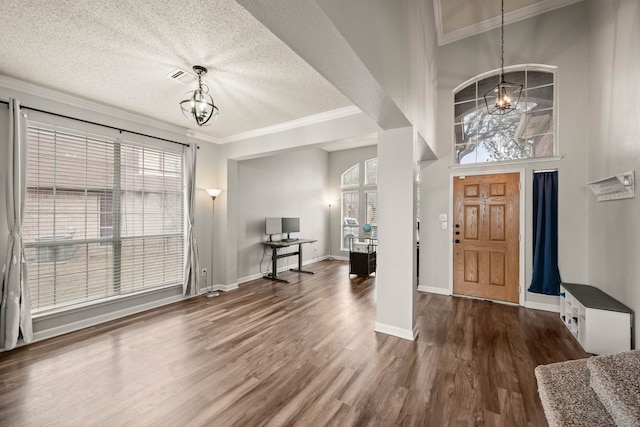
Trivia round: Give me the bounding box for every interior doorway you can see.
[452,172,520,303]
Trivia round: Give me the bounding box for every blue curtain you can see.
[529,171,562,295]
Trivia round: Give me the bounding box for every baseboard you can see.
[213,283,239,292]
[524,301,561,313]
[32,294,186,343]
[417,285,451,295]
[374,322,418,341]
[237,256,329,284]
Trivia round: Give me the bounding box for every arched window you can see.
[453,65,556,164]
[340,158,377,249]
[341,164,359,187]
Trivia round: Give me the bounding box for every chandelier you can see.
[180,65,219,126]
[484,0,522,115]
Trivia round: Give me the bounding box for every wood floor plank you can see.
[0,260,588,426]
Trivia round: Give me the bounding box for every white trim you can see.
[0,75,362,147]
[417,285,450,295]
[32,293,186,343]
[524,300,560,313]
[213,283,239,292]
[374,322,418,341]
[0,75,195,142]
[31,283,183,319]
[448,168,526,306]
[449,156,563,170]
[236,256,328,284]
[435,0,583,46]
[216,106,361,144]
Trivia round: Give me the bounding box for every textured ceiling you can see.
[0,1,579,144]
[0,0,352,140]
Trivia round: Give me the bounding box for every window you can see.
[365,192,378,238]
[24,122,185,313]
[340,158,377,249]
[365,158,377,185]
[341,164,359,187]
[453,65,556,164]
[342,191,359,248]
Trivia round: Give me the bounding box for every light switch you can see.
[438,213,447,221]
[441,222,447,230]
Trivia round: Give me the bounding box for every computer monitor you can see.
[265,218,282,241]
[281,217,300,240]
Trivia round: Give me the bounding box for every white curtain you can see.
[1,99,33,351]
[182,143,200,296]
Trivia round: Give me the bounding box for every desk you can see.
[262,238,317,283]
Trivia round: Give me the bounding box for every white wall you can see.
[421,3,590,309]
[235,148,328,281]
[586,0,640,346]
[327,145,378,257]
[316,0,438,150]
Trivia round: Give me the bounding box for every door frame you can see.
[448,168,526,305]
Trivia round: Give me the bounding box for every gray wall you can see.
[0,81,221,341]
[421,3,590,307]
[235,148,328,280]
[586,0,640,345]
[316,0,438,150]
[328,145,378,257]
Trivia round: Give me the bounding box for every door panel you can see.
[453,173,519,303]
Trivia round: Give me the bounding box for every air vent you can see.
[166,68,197,85]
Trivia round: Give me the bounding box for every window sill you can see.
[449,156,562,170]
[32,283,183,320]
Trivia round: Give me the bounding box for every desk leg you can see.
[264,247,290,283]
[290,243,314,275]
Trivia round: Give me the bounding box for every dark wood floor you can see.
[0,260,587,426]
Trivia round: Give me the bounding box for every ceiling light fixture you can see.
[180,65,219,126]
[484,0,522,115]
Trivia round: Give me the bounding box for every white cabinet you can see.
[560,283,633,355]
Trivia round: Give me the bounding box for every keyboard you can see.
[282,238,298,242]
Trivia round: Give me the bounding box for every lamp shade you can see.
[206,188,222,198]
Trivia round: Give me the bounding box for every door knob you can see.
[455,224,460,228]
[455,231,460,235]
[455,239,460,244]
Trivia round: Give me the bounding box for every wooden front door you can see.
[453,173,520,303]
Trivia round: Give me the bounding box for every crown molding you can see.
[435,0,583,46]
[0,74,200,142]
[216,105,361,144]
[0,74,360,147]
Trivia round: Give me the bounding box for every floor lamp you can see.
[206,188,222,297]
[327,202,335,261]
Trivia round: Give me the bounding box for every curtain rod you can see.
[533,169,558,173]
[0,98,197,149]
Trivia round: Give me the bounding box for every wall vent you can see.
[166,68,197,85]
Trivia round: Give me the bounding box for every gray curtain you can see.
[1,98,33,351]
[182,143,200,296]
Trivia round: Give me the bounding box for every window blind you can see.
[366,191,378,238]
[24,122,185,313]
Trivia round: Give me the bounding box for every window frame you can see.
[23,116,186,315]
[452,64,558,165]
[340,158,378,250]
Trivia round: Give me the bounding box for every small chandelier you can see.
[180,65,219,126]
[484,0,522,115]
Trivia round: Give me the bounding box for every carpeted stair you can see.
[535,349,640,427]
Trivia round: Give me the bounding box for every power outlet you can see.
[201,268,207,276]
